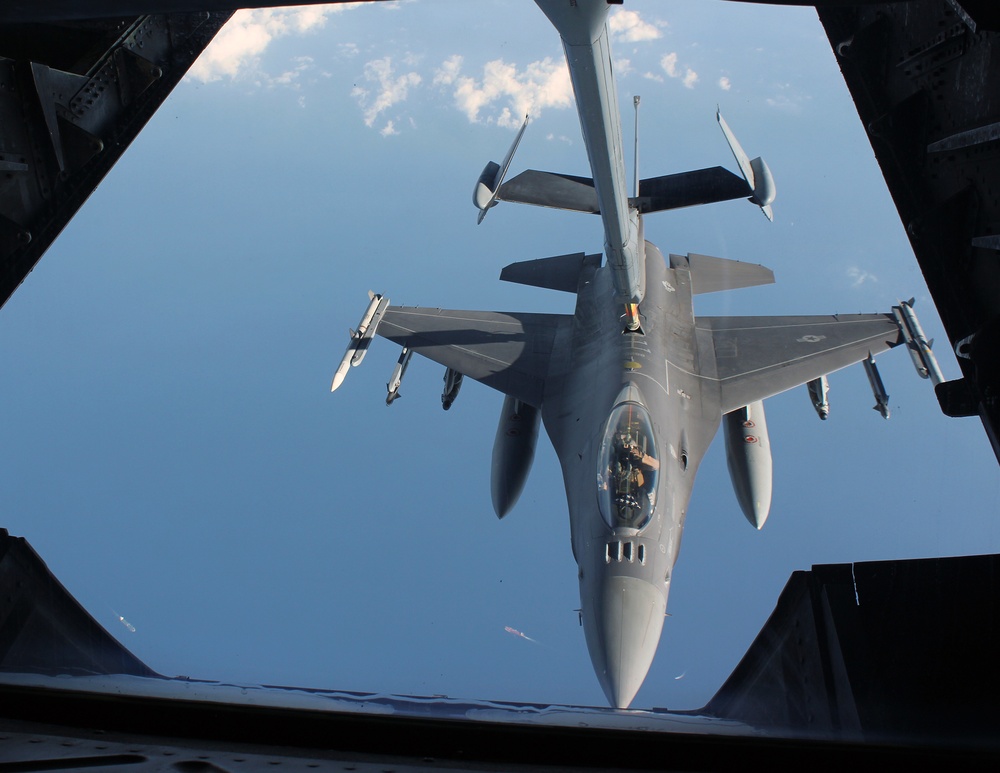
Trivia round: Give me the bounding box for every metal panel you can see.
[0,12,232,309]
[818,1,1000,461]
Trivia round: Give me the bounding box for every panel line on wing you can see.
[713,331,896,384]
[704,317,885,333]
[663,357,722,384]
[387,308,532,328]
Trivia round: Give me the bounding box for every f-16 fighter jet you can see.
[332,0,925,708]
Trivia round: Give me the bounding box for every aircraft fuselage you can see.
[540,230,722,708]
[346,0,902,711]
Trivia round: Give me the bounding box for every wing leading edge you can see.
[699,314,902,413]
[377,307,572,408]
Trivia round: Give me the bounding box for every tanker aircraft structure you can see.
[331,0,931,708]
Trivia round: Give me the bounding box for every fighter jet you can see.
[332,0,911,708]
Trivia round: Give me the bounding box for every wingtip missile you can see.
[330,292,389,393]
[473,114,529,223]
[330,361,350,393]
[893,299,945,386]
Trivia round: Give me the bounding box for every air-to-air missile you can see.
[330,291,389,393]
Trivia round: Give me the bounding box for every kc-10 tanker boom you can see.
[330,0,932,708]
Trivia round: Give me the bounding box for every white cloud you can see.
[352,56,422,128]
[188,6,355,83]
[268,56,314,88]
[661,52,679,79]
[765,83,810,113]
[718,76,732,91]
[848,267,878,287]
[380,120,398,137]
[608,9,663,42]
[660,53,698,89]
[442,56,573,127]
[433,55,463,87]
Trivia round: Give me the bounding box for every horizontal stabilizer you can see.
[498,170,599,213]
[675,253,774,295]
[501,252,602,293]
[634,167,751,214]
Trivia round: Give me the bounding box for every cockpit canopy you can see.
[597,401,659,531]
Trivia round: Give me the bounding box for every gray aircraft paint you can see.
[539,240,715,708]
[535,0,643,305]
[334,0,903,708]
[374,243,900,708]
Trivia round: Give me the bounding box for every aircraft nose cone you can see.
[584,575,666,709]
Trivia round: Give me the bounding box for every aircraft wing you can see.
[377,307,572,408]
[698,313,902,413]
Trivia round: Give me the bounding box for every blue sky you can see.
[1,0,998,711]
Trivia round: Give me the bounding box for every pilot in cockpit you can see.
[616,432,659,490]
[610,433,658,528]
[598,405,661,530]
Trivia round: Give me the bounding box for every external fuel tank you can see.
[491,395,541,518]
[723,400,772,530]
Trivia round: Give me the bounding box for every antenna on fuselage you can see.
[632,95,641,199]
